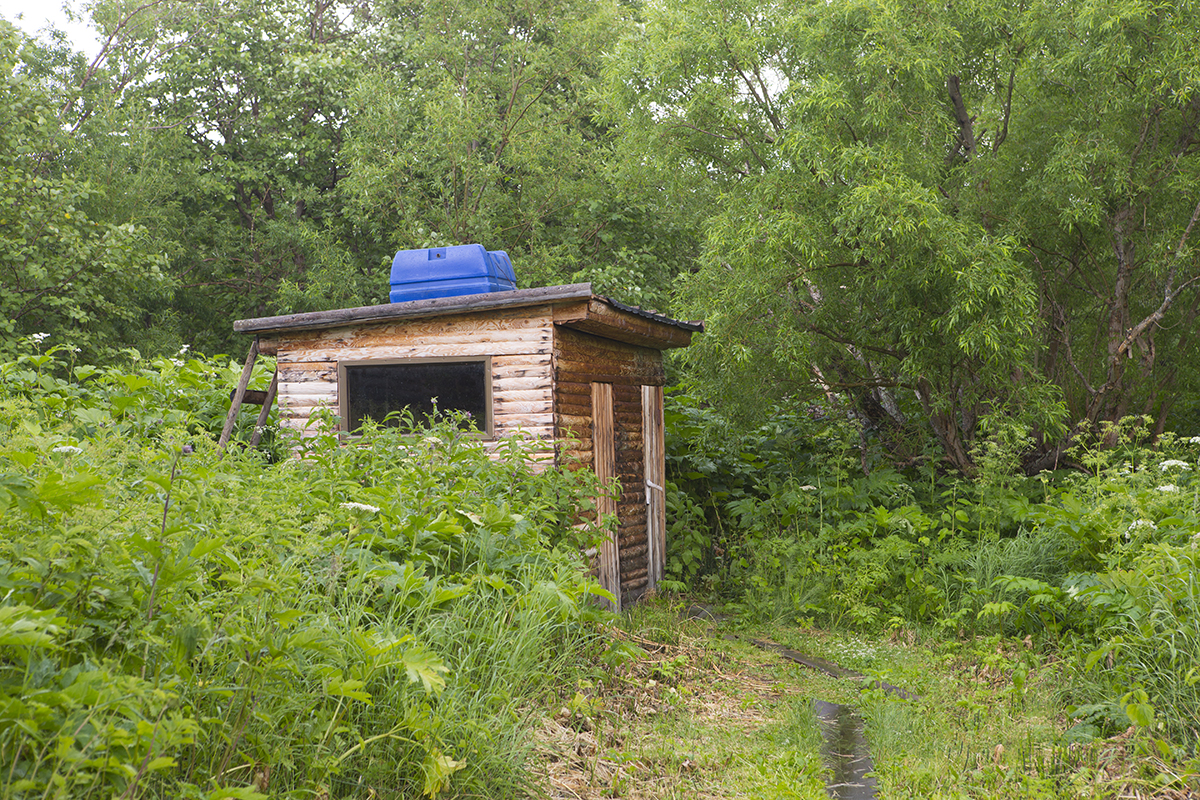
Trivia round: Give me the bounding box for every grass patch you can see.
[535,603,1200,799]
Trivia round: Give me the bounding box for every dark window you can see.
[338,358,491,435]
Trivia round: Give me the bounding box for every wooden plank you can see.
[494,415,554,429]
[278,382,337,397]
[494,410,555,424]
[488,353,555,369]
[279,357,549,380]
[592,382,620,612]
[494,389,553,404]
[278,340,551,362]
[219,339,259,452]
[234,285,592,334]
[279,366,337,383]
[551,300,591,324]
[315,321,553,351]
[275,396,336,409]
[249,370,279,447]
[554,366,665,386]
[494,420,555,433]
[493,427,555,441]
[493,376,553,392]
[493,398,553,415]
[577,298,696,350]
[274,309,553,352]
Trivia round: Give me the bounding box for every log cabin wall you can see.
[235,284,701,611]
[553,326,666,606]
[260,304,557,461]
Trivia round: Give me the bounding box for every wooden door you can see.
[592,382,620,610]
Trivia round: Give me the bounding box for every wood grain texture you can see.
[592,382,620,612]
[556,299,696,350]
[234,285,593,333]
[643,384,666,592]
[279,341,552,363]
[257,297,687,608]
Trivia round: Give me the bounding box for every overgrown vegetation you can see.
[0,341,610,798]
[663,393,1200,765]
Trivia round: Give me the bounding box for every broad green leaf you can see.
[402,645,449,696]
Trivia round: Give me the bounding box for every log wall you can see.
[553,326,666,606]
[263,305,556,458]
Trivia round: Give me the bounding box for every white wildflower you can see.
[798,485,818,491]
[1189,436,1200,445]
[1157,484,1180,493]
[1160,460,1191,471]
[340,502,380,513]
[52,445,82,455]
[29,332,49,343]
[1125,519,1157,540]
[178,344,190,354]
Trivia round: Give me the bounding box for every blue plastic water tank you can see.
[389,244,517,303]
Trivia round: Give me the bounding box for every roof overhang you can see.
[233,283,703,351]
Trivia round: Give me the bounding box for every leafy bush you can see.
[664,391,1200,747]
[0,346,608,798]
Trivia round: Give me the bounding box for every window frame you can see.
[337,355,494,438]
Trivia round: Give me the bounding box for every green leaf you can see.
[402,645,449,696]
[327,676,373,705]
[420,747,464,797]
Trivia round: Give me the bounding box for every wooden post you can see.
[219,339,259,452]
[592,381,620,611]
[248,370,278,448]
[642,385,666,591]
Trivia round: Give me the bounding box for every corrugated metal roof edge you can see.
[232,283,703,334]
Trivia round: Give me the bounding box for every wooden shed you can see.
[229,283,702,609]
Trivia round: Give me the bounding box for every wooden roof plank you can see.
[234,283,701,351]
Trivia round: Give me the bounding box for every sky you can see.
[1,0,103,58]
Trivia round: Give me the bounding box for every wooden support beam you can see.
[249,370,278,448]
[219,339,259,452]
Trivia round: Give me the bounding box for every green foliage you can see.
[0,350,607,798]
[0,23,171,358]
[340,0,699,311]
[666,388,1200,747]
[604,0,1200,469]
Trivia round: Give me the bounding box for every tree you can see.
[605,0,1200,471]
[340,0,699,307]
[0,21,170,356]
[19,0,693,356]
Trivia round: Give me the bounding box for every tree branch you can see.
[1116,198,1200,358]
[946,74,976,161]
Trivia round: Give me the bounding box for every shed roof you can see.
[233,283,703,351]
